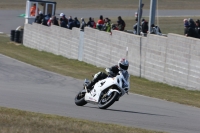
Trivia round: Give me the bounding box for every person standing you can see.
[30,4,39,16]
[141,19,148,34]
[80,18,86,31]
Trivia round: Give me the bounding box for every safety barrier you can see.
[23,23,200,90]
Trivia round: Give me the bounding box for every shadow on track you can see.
[84,106,172,117]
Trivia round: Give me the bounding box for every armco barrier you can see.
[23,23,200,90]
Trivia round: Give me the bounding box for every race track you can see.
[1,54,200,133]
[0,9,200,34]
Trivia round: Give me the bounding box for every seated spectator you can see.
[141,19,148,34]
[42,13,51,26]
[74,17,80,28]
[92,18,96,29]
[80,18,86,31]
[117,16,126,31]
[102,18,111,32]
[111,24,119,30]
[51,16,59,26]
[60,13,68,26]
[96,15,104,30]
[67,16,74,29]
[47,17,52,26]
[60,18,67,28]
[150,24,162,35]
[188,18,196,29]
[184,21,195,37]
[195,20,200,38]
[35,11,44,24]
[87,17,95,28]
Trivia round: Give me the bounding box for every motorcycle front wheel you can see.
[98,91,119,109]
[75,90,87,106]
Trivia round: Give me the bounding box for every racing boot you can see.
[86,81,95,92]
[86,72,102,92]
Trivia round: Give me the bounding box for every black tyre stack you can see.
[14,31,20,43]
[19,29,24,43]
[10,30,15,41]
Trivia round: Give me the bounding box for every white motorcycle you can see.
[75,68,130,109]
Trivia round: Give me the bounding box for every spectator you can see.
[150,24,162,35]
[87,17,95,28]
[111,24,119,30]
[92,18,96,29]
[117,16,126,31]
[42,13,51,26]
[60,13,68,26]
[74,17,80,28]
[195,20,200,38]
[141,19,148,34]
[67,16,74,29]
[51,16,59,26]
[133,18,138,34]
[188,18,196,29]
[60,18,67,28]
[102,18,111,32]
[47,17,52,26]
[96,15,104,30]
[35,11,44,24]
[30,4,39,16]
[80,18,86,31]
[184,21,195,37]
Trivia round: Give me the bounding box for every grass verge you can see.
[0,35,200,108]
[1,0,200,10]
[0,107,164,133]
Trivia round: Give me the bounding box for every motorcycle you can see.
[74,68,130,109]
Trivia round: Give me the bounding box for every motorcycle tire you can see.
[98,92,119,109]
[75,90,87,106]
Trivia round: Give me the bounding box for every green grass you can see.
[0,34,200,108]
[0,107,164,133]
[1,0,200,10]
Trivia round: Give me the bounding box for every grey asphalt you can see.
[1,54,200,133]
[0,9,200,34]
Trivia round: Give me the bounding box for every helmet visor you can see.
[120,64,128,70]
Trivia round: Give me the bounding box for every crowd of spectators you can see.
[133,18,162,36]
[34,11,126,33]
[184,18,200,39]
[34,11,200,39]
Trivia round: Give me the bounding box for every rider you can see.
[86,58,129,92]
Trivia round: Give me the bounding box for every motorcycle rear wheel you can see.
[75,90,87,106]
[98,92,119,109]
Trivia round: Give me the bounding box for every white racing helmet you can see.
[118,58,129,71]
